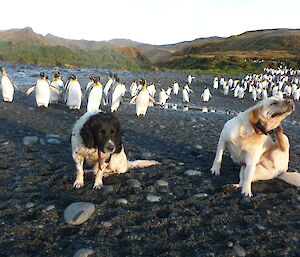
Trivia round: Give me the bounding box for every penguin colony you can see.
[1,67,300,116]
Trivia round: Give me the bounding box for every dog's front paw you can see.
[241,185,253,197]
[210,164,221,175]
[93,182,103,189]
[73,180,84,188]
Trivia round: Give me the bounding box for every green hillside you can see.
[0,40,151,70]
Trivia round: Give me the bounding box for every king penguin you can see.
[201,86,212,102]
[1,67,17,102]
[182,84,192,103]
[103,73,115,105]
[130,79,155,116]
[111,77,124,112]
[26,72,59,107]
[86,77,103,112]
[158,88,169,108]
[65,75,82,109]
[173,81,179,95]
[50,71,64,104]
[130,80,138,97]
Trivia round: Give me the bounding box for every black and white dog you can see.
[71,110,159,189]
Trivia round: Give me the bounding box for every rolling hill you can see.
[158,29,300,70]
[0,27,299,71]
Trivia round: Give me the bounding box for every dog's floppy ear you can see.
[111,116,123,153]
[80,119,95,148]
[250,106,262,124]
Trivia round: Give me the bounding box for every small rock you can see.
[102,185,114,193]
[155,179,168,187]
[296,196,300,202]
[169,213,179,218]
[23,136,38,146]
[73,248,94,257]
[64,202,95,225]
[46,138,60,144]
[25,202,35,208]
[46,134,60,139]
[113,227,122,236]
[193,193,208,198]
[103,221,112,228]
[233,245,246,257]
[141,152,152,159]
[116,198,128,205]
[184,170,202,176]
[178,162,184,166]
[194,144,203,150]
[203,179,212,184]
[45,205,55,211]
[39,138,46,145]
[126,179,141,188]
[146,194,161,202]
[255,224,266,230]
[227,241,233,248]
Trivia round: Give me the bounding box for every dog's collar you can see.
[252,121,278,135]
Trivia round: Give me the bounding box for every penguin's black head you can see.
[69,75,77,80]
[40,72,45,78]
[89,76,94,80]
[54,72,60,78]
[115,77,120,83]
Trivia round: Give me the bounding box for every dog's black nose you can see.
[105,143,115,152]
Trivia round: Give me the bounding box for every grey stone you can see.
[116,198,128,205]
[45,205,55,211]
[155,179,168,187]
[184,170,202,176]
[126,179,141,188]
[23,136,38,146]
[193,193,208,198]
[233,245,246,257]
[39,138,46,145]
[103,221,112,228]
[141,152,152,159]
[46,134,60,139]
[46,138,60,144]
[102,185,114,193]
[227,241,233,248]
[194,144,203,150]
[73,248,94,257]
[146,194,161,202]
[64,202,95,225]
[113,227,122,236]
[25,202,35,208]
[255,224,266,230]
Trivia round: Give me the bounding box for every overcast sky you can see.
[0,0,299,45]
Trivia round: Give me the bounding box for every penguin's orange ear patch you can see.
[249,106,262,124]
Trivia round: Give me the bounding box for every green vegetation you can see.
[0,40,150,71]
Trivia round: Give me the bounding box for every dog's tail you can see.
[278,172,300,187]
[127,160,160,169]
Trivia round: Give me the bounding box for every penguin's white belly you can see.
[87,87,102,112]
[136,92,149,116]
[202,91,210,101]
[67,85,82,109]
[1,77,14,102]
[35,83,50,107]
[50,82,62,103]
[182,89,189,103]
[111,89,122,112]
[173,85,179,95]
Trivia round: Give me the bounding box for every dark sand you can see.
[0,62,299,257]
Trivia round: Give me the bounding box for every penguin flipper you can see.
[129,96,137,104]
[13,83,20,90]
[149,96,156,104]
[50,85,60,94]
[26,86,35,95]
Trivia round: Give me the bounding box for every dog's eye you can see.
[100,130,105,135]
[270,102,278,106]
[111,129,115,134]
